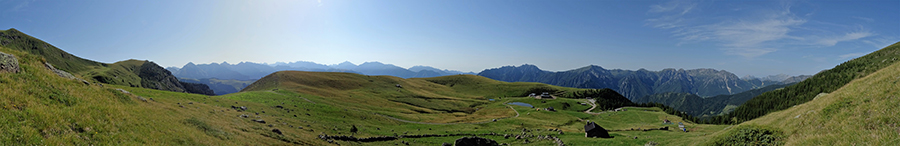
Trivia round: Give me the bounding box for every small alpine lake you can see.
[506,102,533,108]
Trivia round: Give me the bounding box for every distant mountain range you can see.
[477,64,810,101]
[166,61,475,94]
[167,61,475,81]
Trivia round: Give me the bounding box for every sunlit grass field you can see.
[4,39,898,145]
[1,46,731,145]
[720,61,900,145]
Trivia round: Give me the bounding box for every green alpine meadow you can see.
[1,0,898,145]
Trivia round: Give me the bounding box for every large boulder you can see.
[584,122,612,138]
[0,51,18,73]
[454,136,499,146]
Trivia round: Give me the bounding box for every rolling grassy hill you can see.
[706,61,900,145]
[2,44,729,145]
[4,28,727,145]
[0,46,323,145]
[232,70,736,145]
[10,27,895,145]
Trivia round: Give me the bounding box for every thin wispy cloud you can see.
[862,36,899,48]
[815,31,874,46]
[852,16,875,23]
[645,0,697,29]
[9,0,34,12]
[647,0,878,58]
[838,52,868,60]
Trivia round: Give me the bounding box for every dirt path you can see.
[583,99,607,115]
[377,105,519,125]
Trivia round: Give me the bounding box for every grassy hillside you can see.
[234,71,736,145]
[0,28,105,73]
[0,29,212,95]
[718,41,900,124]
[0,46,325,145]
[2,47,732,145]
[706,61,900,145]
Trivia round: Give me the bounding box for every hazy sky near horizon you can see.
[1,0,897,77]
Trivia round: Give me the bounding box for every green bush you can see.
[707,125,785,146]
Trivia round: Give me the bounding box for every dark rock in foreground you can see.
[454,136,499,146]
[272,129,282,135]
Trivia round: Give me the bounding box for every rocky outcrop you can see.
[46,62,77,79]
[138,61,186,92]
[0,51,19,73]
[45,62,90,85]
[137,61,214,95]
[180,81,215,95]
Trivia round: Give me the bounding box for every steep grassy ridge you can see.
[707,61,900,145]
[721,41,900,124]
[0,28,105,73]
[0,29,212,95]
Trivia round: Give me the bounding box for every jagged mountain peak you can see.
[478,64,806,100]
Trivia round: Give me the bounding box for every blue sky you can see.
[1,0,897,77]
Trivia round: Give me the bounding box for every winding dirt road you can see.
[583,99,607,115]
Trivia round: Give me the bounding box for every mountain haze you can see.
[167,61,476,95]
[635,83,794,118]
[169,61,474,80]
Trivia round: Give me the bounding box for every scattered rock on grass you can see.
[253,119,266,124]
[272,129,282,135]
